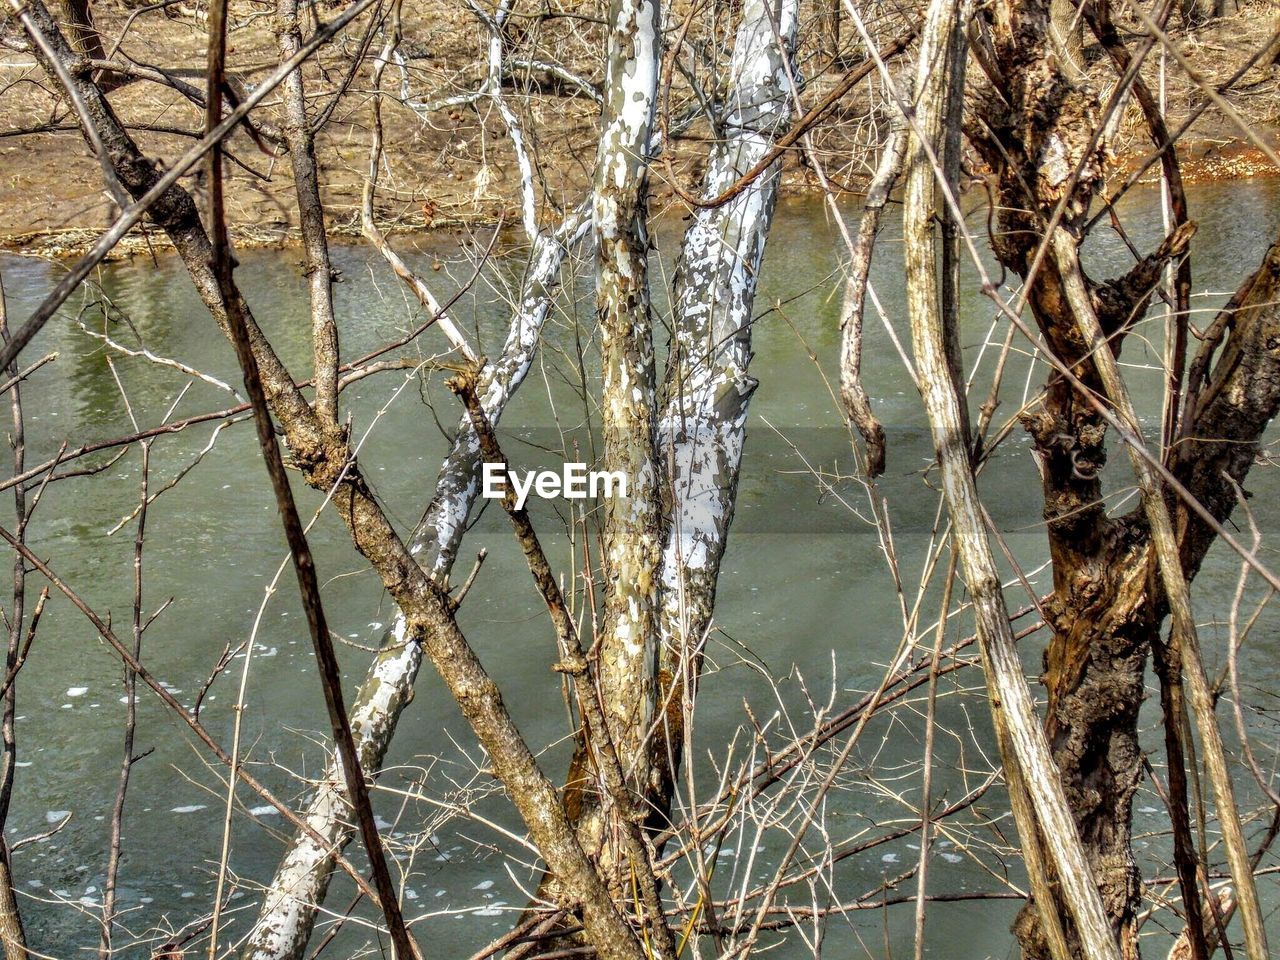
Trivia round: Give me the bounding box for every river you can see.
[0,177,1277,958]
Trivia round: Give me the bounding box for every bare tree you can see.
[955,0,1280,957]
[649,0,800,823]
[2,1,1279,959]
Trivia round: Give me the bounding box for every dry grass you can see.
[0,0,1276,257]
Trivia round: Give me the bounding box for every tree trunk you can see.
[648,0,800,821]
[1010,512,1153,960]
[967,0,1280,955]
[520,4,664,944]
[905,4,1121,960]
[0,843,24,960]
[577,0,663,876]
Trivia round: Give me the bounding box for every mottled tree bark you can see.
[582,0,663,863]
[647,0,799,821]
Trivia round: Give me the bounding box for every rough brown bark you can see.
[968,2,1162,955]
[0,845,23,960]
[1052,225,1267,960]
[969,4,1148,954]
[907,3,1120,959]
[967,2,1280,957]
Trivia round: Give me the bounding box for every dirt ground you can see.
[0,0,1277,258]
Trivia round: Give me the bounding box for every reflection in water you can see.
[0,178,1277,956]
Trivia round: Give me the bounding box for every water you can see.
[0,177,1277,958]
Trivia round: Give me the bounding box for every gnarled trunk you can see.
[968,1,1280,955]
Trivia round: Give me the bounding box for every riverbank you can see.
[8,142,1275,261]
[1,0,1276,259]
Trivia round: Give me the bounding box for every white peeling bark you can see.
[591,0,662,797]
[649,0,799,807]
[241,209,589,960]
[465,0,539,240]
